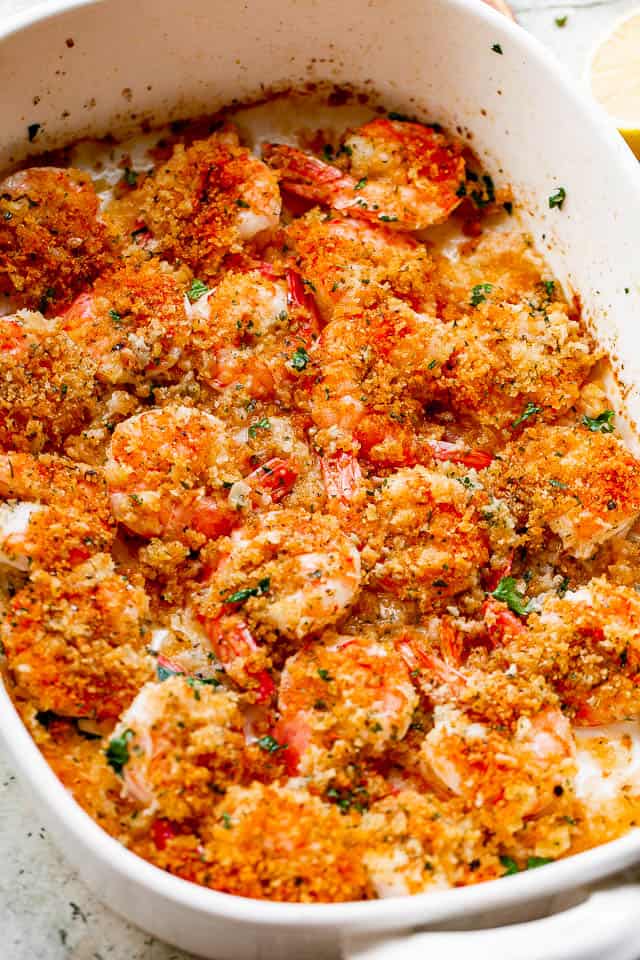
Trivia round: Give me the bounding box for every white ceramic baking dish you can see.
[2,0,640,957]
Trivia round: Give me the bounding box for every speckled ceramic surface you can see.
[1,0,640,957]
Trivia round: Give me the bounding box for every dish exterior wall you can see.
[2,0,640,956]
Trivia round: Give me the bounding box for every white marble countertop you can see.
[1,0,639,956]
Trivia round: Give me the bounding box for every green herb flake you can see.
[500,855,519,876]
[317,668,333,682]
[225,577,270,605]
[548,187,566,210]
[221,812,233,830]
[581,409,615,433]
[256,734,287,753]
[526,856,553,869]
[248,417,271,439]
[554,15,567,27]
[490,576,533,616]
[354,177,368,191]
[549,478,568,489]
[235,198,250,208]
[122,167,138,187]
[187,278,209,303]
[109,308,122,323]
[290,346,310,371]
[106,729,134,775]
[379,214,399,223]
[511,401,542,428]
[470,282,493,307]
[542,279,555,298]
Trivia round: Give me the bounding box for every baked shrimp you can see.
[0,452,115,573]
[275,631,418,775]
[62,261,192,385]
[2,554,152,720]
[486,423,640,558]
[264,117,465,230]
[188,509,361,692]
[0,167,116,313]
[105,405,243,544]
[0,310,97,452]
[107,675,248,819]
[122,127,281,275]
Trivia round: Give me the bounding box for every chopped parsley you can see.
[548,187,566,210]
[106,729,134,775]
[554,15,567,26]
[354,177,368,190]
[527,856,554,869]
[492,43,503,54]
[490,576,533,616]
[224,577,270,605]
[470,174,496,208]
[500,855,554,876]
[290,346,310,371]
[470,282,493,307]
[256,734,287,753]
[122,167,138,187]
[187,278,209,302]
[221,812,233,830]
[581,409,615,433]
[549,478,568,489]
[317,668,333,682]
[156,662,180,681]
[326,786,369,814]
[542,279,555,298]
[557,576,570,597]
[109,308,122,323]
[235,198,250,208]
[511,401,542,428]
[379,214,398,223]
[248,417,271,439]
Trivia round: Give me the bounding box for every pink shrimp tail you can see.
[263,143,349,202]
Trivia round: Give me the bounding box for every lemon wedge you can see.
[589,9,640,159]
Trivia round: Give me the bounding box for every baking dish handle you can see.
[342,884,640,960]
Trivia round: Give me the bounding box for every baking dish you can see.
[2,0,640,956]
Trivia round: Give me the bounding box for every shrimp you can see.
[62,261,192,385]
[197,782,370,902]
[283,210,436,320]
[183,264,319,399]
[422,701,576,829]
[500,578,640,725]
[0,452,115,573]
[263,117,465,231]
[486,424,640,558]
[438,284,596,429]
[1,553,152,720]
[362,466,489,610]
[107,676,248,819]
[310,297,452,464]
[189,509,362,691]
[275,631,418,775]
[361,789,499,896]
[120,127,281,276]
[105,405,244,544]
[0,310,97,453]
[0,166,117,313]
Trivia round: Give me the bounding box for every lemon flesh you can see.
[589,10,640,159]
